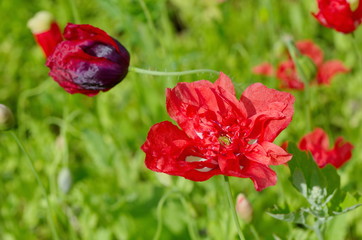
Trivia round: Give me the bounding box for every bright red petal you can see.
[214,72,236,95]
[33,22,63,58]
[240,83,295,142]
[217,155,277,191]
[317,60,349,85]
[260,141,293,165]
[166,74,244,139]
[313,0,359,33]
[242,161,277,191]
[243,141,292,166]
[141,121,221,181]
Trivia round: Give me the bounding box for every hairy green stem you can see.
[223,176,245,240]
[10,131,60,240]
[129,66,219,76]
[313,221,324,240]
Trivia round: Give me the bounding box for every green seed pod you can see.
[0,104,15,131]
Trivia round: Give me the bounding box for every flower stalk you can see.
[10,131,60,240]
[223,176,245,240]
[128,66,220,76]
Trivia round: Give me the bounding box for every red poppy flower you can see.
[27,11,63,57]
[252,62,274,77]
[298,128,354,168]
[141,73,295,191]
[313,0,362,34]
[46,23,130,96]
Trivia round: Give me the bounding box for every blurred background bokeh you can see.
[1,0,361,239]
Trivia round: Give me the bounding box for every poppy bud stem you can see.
[223,176,246,240]
[10,131,60,240]
[129,66,220,77]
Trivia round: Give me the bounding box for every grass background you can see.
[1,0,362,239]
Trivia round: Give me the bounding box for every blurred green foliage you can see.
[1,0,362,239]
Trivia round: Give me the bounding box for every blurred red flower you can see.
[252,62,274,77]
[46,24,130,96]
[252,40,349,90]
[296,40,324,66]
[298,128,354,168]
[276,60,305,90]
[313,0,362,34]
[141,73,295,191]
[317,60,350,84]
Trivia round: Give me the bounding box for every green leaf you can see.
[267,209,307,225]
[332,203,362,216]
[331,192,362,216]
[287,143,327,202]
[320,165,340,196]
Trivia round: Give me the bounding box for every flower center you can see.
[347,0,359,11]
[218,135,232,146]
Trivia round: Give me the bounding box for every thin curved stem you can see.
[129,66,220,77]
[10,131,60,240]
[153,191,168,240]
[223,176,245,240]
[153,190,200,240]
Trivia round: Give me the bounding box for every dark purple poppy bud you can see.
[46,23,130,96]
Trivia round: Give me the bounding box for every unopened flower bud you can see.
[27,11,63,57]
[235,193,253,222]
[58,167,72,194]
[0,104,15,131]
[46,23,130,96]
